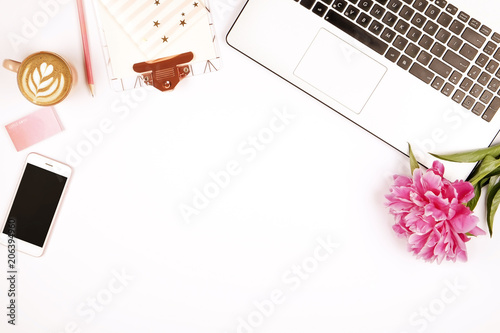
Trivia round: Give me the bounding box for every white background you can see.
[1,0,500,332]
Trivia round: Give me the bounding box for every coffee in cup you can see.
[3,52,73,106]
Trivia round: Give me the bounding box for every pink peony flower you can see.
[386,160,486,263]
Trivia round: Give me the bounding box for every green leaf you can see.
[468,155,500,186]
[408,143,419,175]
[487,175,500,197]
[466,182,483,211]
[486,181,500,237]
[430,143,500,163]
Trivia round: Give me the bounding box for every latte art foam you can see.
[18,52,72,106]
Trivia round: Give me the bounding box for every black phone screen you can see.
[2,163,67,247]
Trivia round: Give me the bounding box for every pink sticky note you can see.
[5,107,63,151]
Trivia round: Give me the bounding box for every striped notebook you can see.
[94,0,220,91]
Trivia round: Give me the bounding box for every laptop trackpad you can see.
[294,28,387,114]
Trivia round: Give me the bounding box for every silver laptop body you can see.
[227,0,500,180]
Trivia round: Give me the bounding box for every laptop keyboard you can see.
[295,0,500,122]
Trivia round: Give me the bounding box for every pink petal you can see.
[452,180,476,203]
[431,160,445,176]
[469,226,487,236]
[424,192,450,221]
[393,174,412,187]
[422,170,443,195]
[449,205,480,233]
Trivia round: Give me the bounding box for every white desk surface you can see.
[1,1,500,332]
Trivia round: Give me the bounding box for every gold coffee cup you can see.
[3,52,74,106]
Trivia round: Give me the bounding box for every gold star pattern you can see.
[154,0,160,5]
[153,20,160,27]
[162,36,168,43]
[193,2,198,7]
[182,12,185,16]
[180,19,187,27]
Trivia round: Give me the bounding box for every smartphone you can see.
[0,153,72,257]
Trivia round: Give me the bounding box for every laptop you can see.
[226,0,500,180]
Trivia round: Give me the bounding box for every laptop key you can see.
[370,4,385,19]
[472,102,486,116]
[409,63,434,84]
[382,12,397,26]
[470,84,483,98]
[434,0,447,9]
[492,33,500,44]
[432,76,445,90]
[313,2,329,17]
[488,78,500,92]
[395,19,410,34]
[478,72,491,86]
[482,97,500,122]
[447,36,463,51]
[449,71,462,84]
[484,42,496,56]
[443,50,470,73]
[445,4,457,15]
[441,83,454,96]
[430,58,452,78]
[436,29,451,44]
[393,35,409,50]
[417,50,432,66]
[321,0,334,4]
[480,91,494,104]
[462,27,486,48]
[358,0,374,11]
[387,0,402,13]
[411,13,426,29]
[300,0,316,10]
[332,0,348,12]
[458,11,470,23]
[418,34,433,50]
[345,5,360,19]
[459,43,478,61]
[385,47,401,62]
[437,12,453,28]
[469,19,481,30]
[397,55,412,70]
[407,27,422,42]
[468,65,481,80]
[324,10,389,54]
[368,20,384,35]
[425,5,439,20]
[460,78,473,91]
[449,20,465,35]
[357,13,372,27]
[405,43,420,58]
[462,96,475,110]
[375,0,388,4]
[423,21,438,36]
[480,25,492,37]
[494,49,500,62]
[399,5,414,20]
[475,53,488,68]
[381,28,396,43]
[431,42,446,57]
[486,60,499,75]
[452,89,466,104]
[413,0,428,12]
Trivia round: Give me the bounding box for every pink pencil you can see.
[76,0,95,97]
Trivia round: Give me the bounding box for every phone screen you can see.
[2,163,67,247]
